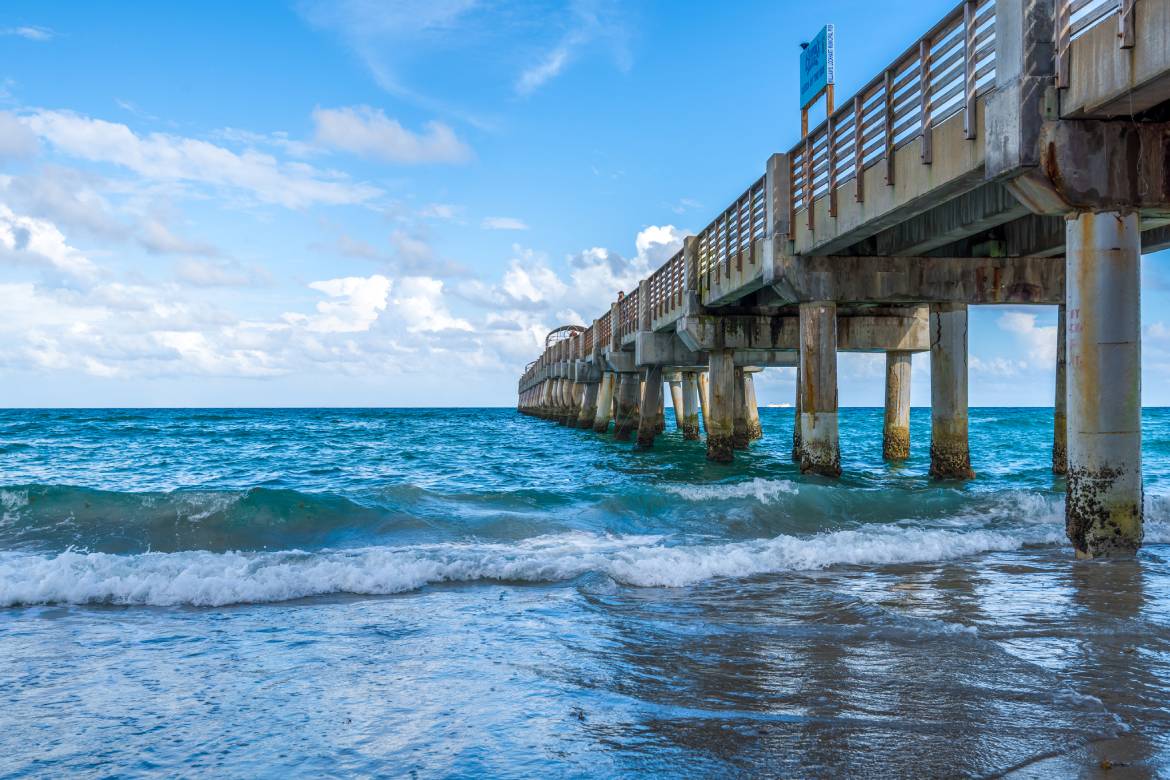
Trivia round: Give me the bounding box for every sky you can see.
[0,0,1167,408]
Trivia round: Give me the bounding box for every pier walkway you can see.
[517,0,1170,558]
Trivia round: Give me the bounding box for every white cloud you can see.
[138,220,218,256]
[635,224,686,267]
[1,26,53,41]
[392,276,473,333]
[298,274,393,333]
[0,112,38,160]
[501,257,567,305]
[997,311,1057,366]
[22,110,381,208]
[516,46,572,96]
[0,204,97,280]
[312,106,471,164]
[970,355,1026,377]
[481,216,528,231]
[174,259,268,288]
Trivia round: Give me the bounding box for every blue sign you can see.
[799,24,835,109]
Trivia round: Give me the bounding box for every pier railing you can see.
[519,0,1144,394]
[791,0,995,226]
[1056,0,1131,88]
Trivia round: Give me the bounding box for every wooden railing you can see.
[647,247,687,321]
[790,0,995,224]
[597,310,612,349]
[617,289,640,342]
[695,175,767,290]
[1056,0,1130,88]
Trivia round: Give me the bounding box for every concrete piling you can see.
[667,373,685,431]
[929,303,975,480]
[883,351,912,461]
[577,381,599,429]
[732,367,750,450]
[681,371,701,440]
[1065,210,1143,558]
[637,367,664,449]
[614,373,641,442]
[792,364,802,463]
[1053,305,1068,475]
[706,350,735,462]
[744,369,763,441]
[593,372,615,433]
[799,302,841,477]
[697,372,710,433]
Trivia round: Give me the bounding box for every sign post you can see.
[799,24,835,135]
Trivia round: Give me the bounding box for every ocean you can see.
[1,407,1169,777]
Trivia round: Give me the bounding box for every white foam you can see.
[663,478,799,504]
[0,523,1066,608]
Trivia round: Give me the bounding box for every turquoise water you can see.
[2,407,1170,776]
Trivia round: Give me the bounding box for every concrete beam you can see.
[1006,120,1170,215]
[844,183,1030,257]
[677,310,929,353]
[771,253,1063,305]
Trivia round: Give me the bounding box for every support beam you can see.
[593,372,615,433]
[732,367,750,450]
[636,367,664,449]
[706,351,735,462]
[744,370,763,441]
[883,351,912,461]
[1066,211,1143,558]
[614,373,641,442]
[929,303,975,479]
[681,372,701,440]
[1053,305,1068,475]
[799,302,841,477]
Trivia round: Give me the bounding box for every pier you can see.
[517,0,1170,559]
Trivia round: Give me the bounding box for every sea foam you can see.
[0,523,1068,607]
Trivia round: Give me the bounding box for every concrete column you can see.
[883,351,912,461]
[744,370,763,441]
[577,381,599,429]
[929,303,975,479]
[636,366,664,449]
[681,371,701,440]
[1066,210,1143,558]
[799,302,841,477]
[1053,304,1068,475]
[613,373,641,442]
[732,366,750,449]
[697,371,710,433]
[706,350,735,462]
[559,380,577,426]
[593,372,615,433]
[792,363,802,463]
[655,391,666,433]
[668,374,685,431]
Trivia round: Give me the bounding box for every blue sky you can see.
[0,0,1167,407]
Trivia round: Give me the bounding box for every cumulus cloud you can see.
[312,106,471,164]
[295,275,393,333]
[997,310,1057,366]
[481,216,528,231]
[0,204,97,280]
[22,110,381,208]
[392,276,473,333]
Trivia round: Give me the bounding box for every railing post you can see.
[919,38,933,165]
[609,301,620,352]
[1056,0,1071,88]
[827,115,838,218]
[1120,0,1136,49]
[804,134,815,231]
[963,0,978,140]
[883,68,895,186]
[638,279,651,332]
[853,94,865,203]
